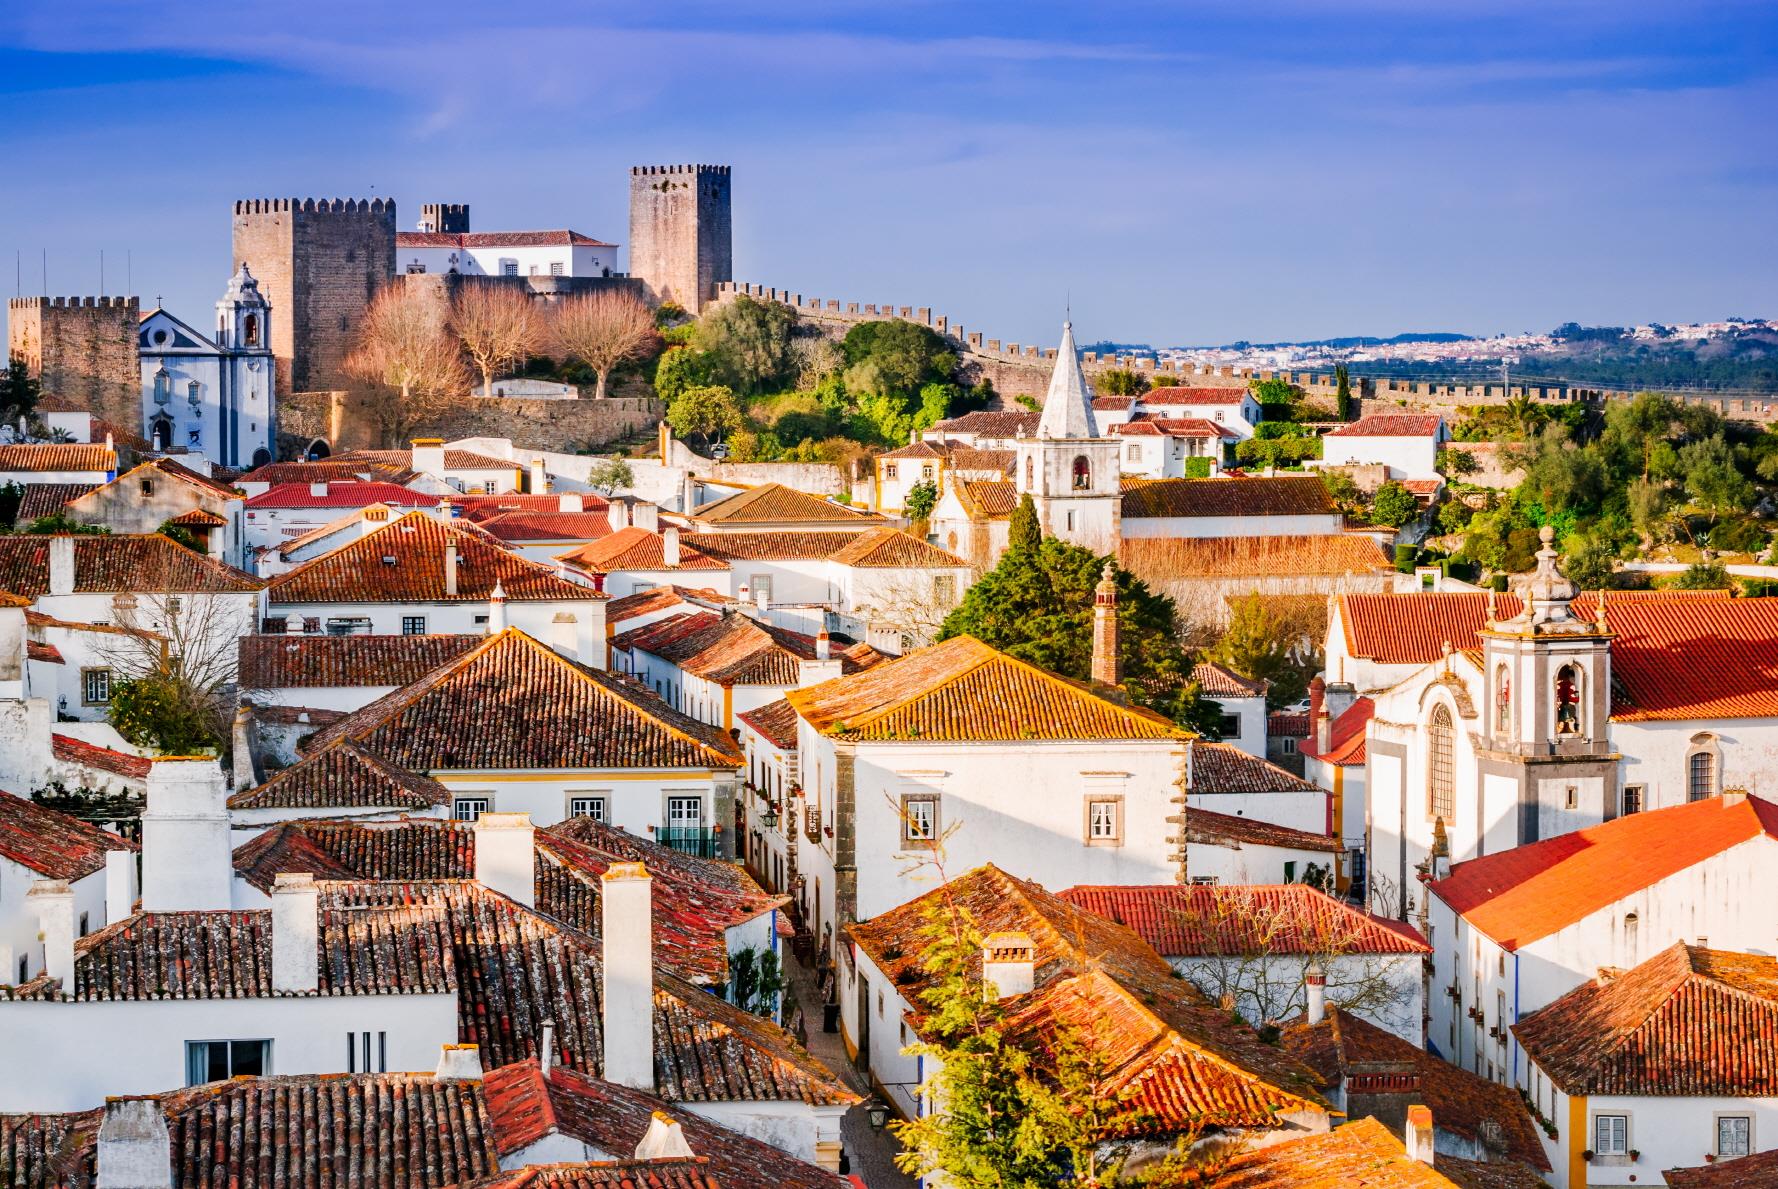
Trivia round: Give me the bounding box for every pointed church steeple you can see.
[1037,321,1099,440]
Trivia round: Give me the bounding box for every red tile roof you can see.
[560,528,729,574]
[817,526,969,568]
[1514,943,1778,1095]
[333,447,520,473]
[1299,697,1374,765]
[50,734,152,779]
[1143,386,1252,406]
[26,640,61,663]
[15,482,94,521]
[1121,475,1336,520]
[239,459,414,486]
[303,629,743,773]
[455,1161,720,1189]
[1666,1147,1778,1188]
[1060,884,1428,957]
[1113,416,1240,439]
[737,698,799,749]
[1193,662,1267,697]
[953,477,1017,518]
[927,410,1039,438]
[1123,534,1393,580]
[1192,741,1321,794]
[398,229,616,248]
[619,612,885,687]
[1203,1115,1462,1188]
[0,444,116,473]
[0,534,261,595]
[1269,711,1310,737]
[1431,794,1778,950]
[163,507,226,526]
[1326,414,1445,437]
[686,483,884,527]
[244,481,439,508]
[604,586,736,626]
[227,741,451,811]
[455,493,610,521]
[1187,807,1344,853]
[0,788,135,880]
[266,511,602,603]
[476,512,615,543]
[785,635,1190,743]
[239,632,482,688]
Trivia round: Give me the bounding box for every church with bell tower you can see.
[1011,320,1122,552]
[138,263,277,469]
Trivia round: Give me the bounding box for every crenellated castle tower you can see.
[6,295,141,429]
[628,165,731,313]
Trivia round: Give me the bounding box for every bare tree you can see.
[551,291,658,399]
[851,570,962,652]
[450,283,544,397]
[345,285,473,444]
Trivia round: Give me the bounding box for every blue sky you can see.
[1,1,1774,346]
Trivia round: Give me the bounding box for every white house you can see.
[1186,806,1349,886]
[0,441,117,487]
[1138,385,1262,440]
[1112,417,1238,477]
[1194,662,1269,758]
[137,264,276,469]
[396,229,618,279]
[241,481,442,556]
[868,439,1012,516]
[328,440,524,495]
[1319,414,1449,482]
[736,698,799,898]
[61,456,245,567]
[0,788,135,986]
[1299,684,1374,897]
[1189,740,1331,836]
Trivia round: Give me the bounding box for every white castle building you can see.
[138,264,276,469]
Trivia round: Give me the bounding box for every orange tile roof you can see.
[1326,414,1445,437]
[1431,794,1778,950]
[1113,416,1239,438]
[239,632,481,688]
[1143,386,1253,405]
[927,410,1039,437]
[1123,534,1393,582]
[16,482,95,521]
[1192,741,1321,794]
[687,483,885,527]
[1193,661,1267,697]
[243,480,437,508]
[1666,1147,1778,1188]
[737,697,799,749]
[266,510,602,603]
[1514,943,1778,1096]
[604,585,736,626]
[558,527,729,573]
[1203,1115,1463,1187]
[0,787,136,881]
[1299,697,1374,765]
[333,447,520,473]
[164,507,227,527]
[785,635,1190,742]
[51,734,152,779]
[475,512,614,543]
[818,525,970,568]
[0,534,261,595]
[227,740,450,811]
[1188,806,1344,852]
[239,459,414,485]
[953,478,1018,519]
[0,444,116,473]
[1121,475,1336,520]
[621,611,885,687]
[1060,884,1428,957]
[454,493,610,520]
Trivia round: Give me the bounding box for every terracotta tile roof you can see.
[50,734,152,779]
[1666,1147,1778,1188]
[622,612,886,687]
[334,447,521,473]
[456,493,611,520]
[785,635,1190,742]
[1436,1159,1551,1189]
[1515,942,1778,1096]
[1203,1116,1461,1188]
[0,788,135,880]
[1299,697,1373,765]
[878,440,947,460]
[1402,478,1444,496]
[1122,534,1393,580]
[163,507,226,526]
[1186,807,1345,853]
[737,698,799,749]
[1060,884,1429,958]
[1193,661,1267,697]
[82,456,240,501]
[2,901,456,1001]
[1092,395,1137,410]
[949,447,1015,473]
[559,528,729,574]
[454,1161,720,1189]
[846,865,1328,1138]
[1431,794,1778,951]
[685,483,884,527]
[270,503,404,560]
[481,1061,842,1189]
[398,229,616,248]
[26,640,61,663]
[954,478,1017,518]
[1121,475,1336,520]
[15,482,94,521]
[477,512,615,543]
[1278,1006,1545,1168]
[1269,711,1310,737]
[244,481,438,508]
[266,511,602,603]
[604,586,736,626]
[1143,386,1252,406]
[927,410,1038,438]
[251,704,347,728]
[1326,414,1445,437]
[0,534,261,595]
[1192,741,1322,793]
[303,629,743,773]
[228,741,451,811]
[820,526,969,568]
[318,880,854,1104]
[239,460,414,486]
[1113,416,1240,438]
[0,444,116,474]
[682,532,860,562]
[240,632,482,688]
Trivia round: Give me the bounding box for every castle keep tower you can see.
[231,197,397,395]
[7,296,141,429]
[628,165,731,313]
[418,203,470,234]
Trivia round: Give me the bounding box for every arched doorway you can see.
[305,438,332,461]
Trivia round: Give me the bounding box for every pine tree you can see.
[1009,492,1041,554]
[1334,364,1354,421]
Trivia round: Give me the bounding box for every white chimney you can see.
[488,579,508,634]
[529,457,547,493]
[540,1019,556,1076]
[755,586,769,614]
[271,872,320,993]
[815,629,831,660]
[434,1044,484,1082]
[96,1097,172,1189]
[411,438,447,478]
[635,1112,694,1160]
[48,536,76,597]
[140,758,232,911]
[601,862,655,1090]
[1305,962,1327,1026]
[105,848,136,925]
[473,812,535,907]
[662,527,681,568]
[444,540,459,597]
[309,481,328,498]
[608,501,630,531]
[557,493,583,513]
[285,614,304,636]
[982,931,1036,1001]
[104,431,115,454]
[1405,1105,1435,1165]
[27,879,75,990]
[631,503,659,532]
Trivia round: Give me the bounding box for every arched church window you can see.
[1072,455,1091,491]
[1554,664,1582,736]
[1688,750,1717,801]
[150,416,173,452]
[152,369,171,405]
[1428,704,1454,824]
[243,314,259,346]
[1494,666,1511,735]
[1024,457,1034,489]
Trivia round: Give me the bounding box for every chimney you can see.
[635,1112,695,1160]
[662,527,681,568]
[48,535,75,597]
[1311,675,1329,753]
[285,614,303,636]
[631,503,659,532]
[444,541,459,597]
[472,812,535,907]
[1324,679,1358,723]
[434,1044,484,1082]
[981,931,1036,1001]
[529,457,547,493]
[540,1019,556,1076]
[488,580,508,634]
[601,862,655,1090]
[1305,962,1327,1026]
[270,872,320,993]
[231,705,259,791]
[1405,1105,1435,1165]
[140,758,232,911]
[608,501,630,531]
[105,848,136,926]
[96,1097,171,1189]
[411,438,446,478]
[1090,561,1120,686]
[1724,787,1749,806]
[438,497,455,519]
[27,879,75,989]
[309,481,328,498]
[558,493,583,513]
[755,586,769,615]
[105,431,114,454]
[815,628,831,660]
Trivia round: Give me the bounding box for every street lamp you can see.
[759,805,779,829]
[865,1100,891,1131]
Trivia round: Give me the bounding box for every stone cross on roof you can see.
[1037,320,1099,440]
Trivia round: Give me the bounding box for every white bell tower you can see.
[214,264,276,468]
[1013,321,1121,552]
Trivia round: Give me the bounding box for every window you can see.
[78,912,89,937]
[1084,797,1123,845]
[453,796,491,821]
[188,380,201,406]
[1564,785,1578,810]
[1494,665,1511,734]
[406,263,427,275]
[569,795,607,821]
[883,463,897,480]
[153,369,171,404]
[1594,1114,1628,1157]
[82,668,112,706]
[921,464,934,481]
[1065,510,1076,531]
[1718,1115,1752,1158]
[902,795,938,845]
[1622,784,1644,815]
[528,264,540,276]
[325,617,372,637]
[750,575,773,604]
[243,314,259,345]
[500,259,519,276]
[1624,912,1639,952]
[1689,750,1717,801]
[548,262,564,277]
[1217,713,1241,737]
[1127,444,1140,461]
[1071,455,1091,490]
[933,575,957,605]
[1284,861,1297,882]
[140,477,154,496]
[1554,664,1582,736]
[346,1031,387,1073]
[1282,737,1298,754]
[1214,409,1225,422]
[401,615,427,636]
[186,1040,269,1086]
[1428,704,1455,823]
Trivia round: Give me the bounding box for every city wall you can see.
[279,389,659,456]
[6,296,141,431]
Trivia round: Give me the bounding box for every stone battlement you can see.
[232,198,396,215]
[630,164,730,176]
[8,296,139,311]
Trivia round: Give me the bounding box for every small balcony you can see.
[804,805,822,844]
[658,826,720,859]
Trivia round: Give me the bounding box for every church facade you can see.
[138,264,277,469]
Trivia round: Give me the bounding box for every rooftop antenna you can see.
[127,250,132,296]
[100,249,104,294]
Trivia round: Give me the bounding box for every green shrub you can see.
[1184,457,1213,479]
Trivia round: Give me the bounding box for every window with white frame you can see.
[186,1039,270,1085]
[1622,784,1644,815]
[402,615,427,636]
[82,668,112,705]
[1085,797,1122,845]
[548,262,564,276]
[569,795,607,821]
[902,794,938,845]
[453,796,491,821]
[1718,1115,1752,1158]
[1593,1114,1629,1157]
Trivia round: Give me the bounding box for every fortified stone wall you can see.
[6,296,141,431]
[279,389,659,457]
[629,165,732,313]
[232,198,397,396]
[395,272,645,311]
